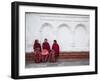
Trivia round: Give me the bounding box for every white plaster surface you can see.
[25,13,90,52]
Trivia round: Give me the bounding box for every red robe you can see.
[33,43,41,51]
[41,49,49,62]
[42,42,50,62]
[33,43,42,63]
[42,42,50,52]
[52,43,59,58]
[49,50,56,63]
[34,50,42,63]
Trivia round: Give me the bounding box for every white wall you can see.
[26,13,89,52]
[0,0,100,81]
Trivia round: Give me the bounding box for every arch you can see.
[40,23,53,32]
[40,23,54,46]
[74,24,88,48]
[58,23,70,30]
[57,24,73,51]
[74,24,87,32]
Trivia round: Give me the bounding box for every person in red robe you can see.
[42,39,50,52]
[41,49,49,62]
[33,40,42,63]
[34,48,42,63]
[52,40,60,61]
[49,50,56,63]
[33,40,41,52]
[42,39,50,62]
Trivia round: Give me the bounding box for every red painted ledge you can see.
[25,52,89,62]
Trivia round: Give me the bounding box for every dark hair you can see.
[44,38,47,41]
[54,40,57,43]
[34,40,38,44]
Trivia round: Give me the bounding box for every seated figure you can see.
[41,49,49,62]
[34,48,42,63]
[49,50,56,63]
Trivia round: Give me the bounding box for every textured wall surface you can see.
[26,13,90,52]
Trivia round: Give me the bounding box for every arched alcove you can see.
[57,24,72,51]
[40,23,54,46]
[74,24,88,49]
[75,24,87,31]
